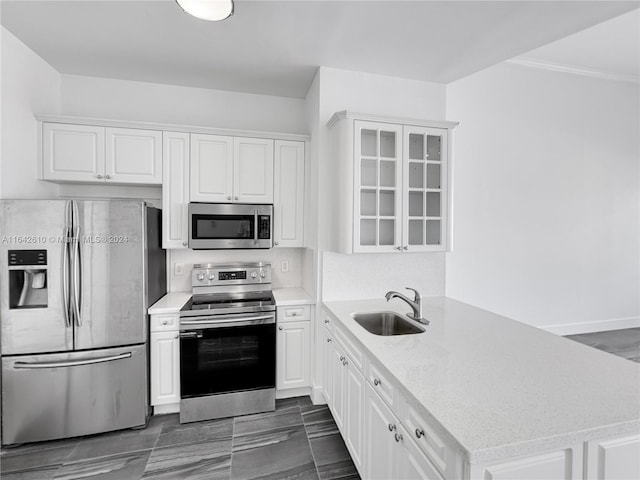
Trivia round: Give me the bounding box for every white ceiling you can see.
[1,0,638,98]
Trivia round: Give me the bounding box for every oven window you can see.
[180,323,276,398]
[192,215,254,240]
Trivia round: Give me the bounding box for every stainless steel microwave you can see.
[188,203,273,249]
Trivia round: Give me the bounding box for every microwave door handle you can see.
[254,210,258,244]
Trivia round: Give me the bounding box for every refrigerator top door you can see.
[0,200,73,355]
[74,201,147,350]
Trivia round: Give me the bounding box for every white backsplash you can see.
[168,248,304,292]
[322,251,445,301]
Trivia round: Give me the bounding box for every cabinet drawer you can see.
[367,361,396,409]
[278,305,311,322]
[150,314,179,332]
[335,325,364,372]
[404,404,453,477]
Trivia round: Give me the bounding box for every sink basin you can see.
[351,311,425,336]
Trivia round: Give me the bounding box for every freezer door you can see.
[0,200,73,355]
[1,344,148,445]
[74,201,147,350]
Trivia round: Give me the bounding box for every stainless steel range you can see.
[179,262,276,423]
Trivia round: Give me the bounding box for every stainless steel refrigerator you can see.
[0,199,166,445]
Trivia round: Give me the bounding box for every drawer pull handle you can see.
[388,423,396,432]
[394,432,403,443]
[373,378,381,386]
[415,428,425,439]
[324,319,330,324]
[327,338,332,343]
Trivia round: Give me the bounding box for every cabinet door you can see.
[233,137,274,204]
[190,134,234,202]
[345,360,366,472]
[274,140,305,247]
[400,424,444,480]
[365,383,400,480]
[150,331,180,406]
[402,126,448,252]
[586,434,640,480]
[276,321,310,390]
[331,342,347,432]
[105,128,162,184]
[322,328,335,406]
[162,132,190,249]
[353,121,403,253]
[42,123,105,182]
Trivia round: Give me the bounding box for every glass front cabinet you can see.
[328,111,457,254]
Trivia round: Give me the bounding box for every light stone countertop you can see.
[323,296,640,464]
[273,287,314,306]
[148,292,191,314]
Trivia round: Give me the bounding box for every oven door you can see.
[179,313,276,399]
[188,203,272,249]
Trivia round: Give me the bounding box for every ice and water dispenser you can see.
[8,250,48,309]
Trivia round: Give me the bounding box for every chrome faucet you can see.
[385,287,430,325]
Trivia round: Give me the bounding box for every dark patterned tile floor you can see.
[565,327,640,363]
[0,397,360,480]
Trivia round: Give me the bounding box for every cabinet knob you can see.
[278,326,283,331]
[227,196,232,201]
[234,196,239,200]
[105,174,111,180]
[162,320,168,325]
[394,432,403,443]
[327,338,332,343]
[174,334,179,339]
[415,428,425,439]
[96,174,103,179]
[324,319,330,324]
[342,360,348,366]
[274,241,279,246]
[291,312,297,316]
[339,356,345,362]
[182,241,187,246]
[388,423,396,432]
[373,378,381,386]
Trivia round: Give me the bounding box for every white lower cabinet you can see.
[150,314,180,411]
[586,434,640,480]
[276,305,312,397]
[473,447,582,480]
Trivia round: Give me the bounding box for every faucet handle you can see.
[405,287,421,301]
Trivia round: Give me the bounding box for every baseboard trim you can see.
[542,317,640,336]
[310,386,327,405]
[153,403,179,415]
[276,387,311,399]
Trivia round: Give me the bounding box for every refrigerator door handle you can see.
[72,225,82,326]
[61,226,71,328]
[13,352,132,369]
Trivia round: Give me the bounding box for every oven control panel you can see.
[191,262,271,287]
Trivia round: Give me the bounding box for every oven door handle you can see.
[180,314,275,330]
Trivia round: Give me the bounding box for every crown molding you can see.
[506,57,639,85]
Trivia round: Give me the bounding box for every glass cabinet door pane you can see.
[426,135,441,161]
[361,159,377,186]
[408,162,424,189]
[361,190,377,216]
[408,220,423,245]
[379,220,395,245]
[360,220,376,246]
[426,192,440,217]
[380,160,396,187]
[426,220,441,245]
[380,131,396,158]
[426,163,440,189]
[379,191,395,217]
[361,129,377,157]
[408,192,423,217]
[409,133,424,160]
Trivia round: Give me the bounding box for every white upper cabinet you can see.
[190,134,273,204]
[162,132,190,249]
[327,111,457,254]
[105,128,162,184]
[274,140,305,247]
[42,123,161,185]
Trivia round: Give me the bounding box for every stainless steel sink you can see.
[351,311,425,336]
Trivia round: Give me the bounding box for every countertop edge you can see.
[148,292,191,314]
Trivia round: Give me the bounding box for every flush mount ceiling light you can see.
[176,0,234,21]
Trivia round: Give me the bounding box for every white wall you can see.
[316,67,448,301]
[0,27,60,199]
[445,62,640,333]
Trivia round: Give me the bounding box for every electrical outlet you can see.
[281,260,289,273]
[174,263,184,276]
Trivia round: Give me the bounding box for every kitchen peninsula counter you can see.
[322,297,640,466]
